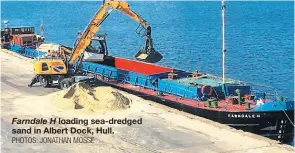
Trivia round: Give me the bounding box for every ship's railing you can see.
[205,73,243,85]
[20,40,41,49]
[240,81,292,102]
[203,74,287,101]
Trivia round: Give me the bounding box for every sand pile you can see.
[52,83,131,112]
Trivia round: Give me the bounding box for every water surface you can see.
[2,1,294,99]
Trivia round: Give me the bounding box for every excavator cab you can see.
[75,34,109,62]
[85,34,108,55]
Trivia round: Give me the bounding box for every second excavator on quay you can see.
[28,0,163,88]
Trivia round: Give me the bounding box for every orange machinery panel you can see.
[114,57,173,75]
[11,34,35,46]
[11,35,23,46]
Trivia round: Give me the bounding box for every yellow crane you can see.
[28,0,162,88]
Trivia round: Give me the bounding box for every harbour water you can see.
[2,1,294,99]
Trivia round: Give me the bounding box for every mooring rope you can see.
[277,102,295,127]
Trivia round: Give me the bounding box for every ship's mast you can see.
[221,0,226,84]
[40,18,44,37]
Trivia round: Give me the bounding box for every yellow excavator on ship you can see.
[28,0,162,88]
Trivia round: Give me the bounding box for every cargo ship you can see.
[2,1,294,144]
[4,28,294,143]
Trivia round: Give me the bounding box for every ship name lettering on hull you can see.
[228,114,261,118]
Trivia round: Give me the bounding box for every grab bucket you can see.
[134,49,163,63]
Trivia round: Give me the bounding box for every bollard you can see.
[206,100,211,107]
[235,89,242,105]
[276,96,282,102]
[211,100,218,108]
[246,102,251,110]
[281,97,284,102]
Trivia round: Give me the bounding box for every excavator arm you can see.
[68,0,162,64]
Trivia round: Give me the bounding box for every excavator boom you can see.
[29,0,162,89]
[69,0,162,64]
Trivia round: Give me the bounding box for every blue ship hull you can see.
[7,44,294,143]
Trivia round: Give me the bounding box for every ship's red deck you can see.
[118,83,257,112]
[95,75,266,112]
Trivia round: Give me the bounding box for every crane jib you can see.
[68,0,163,64]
